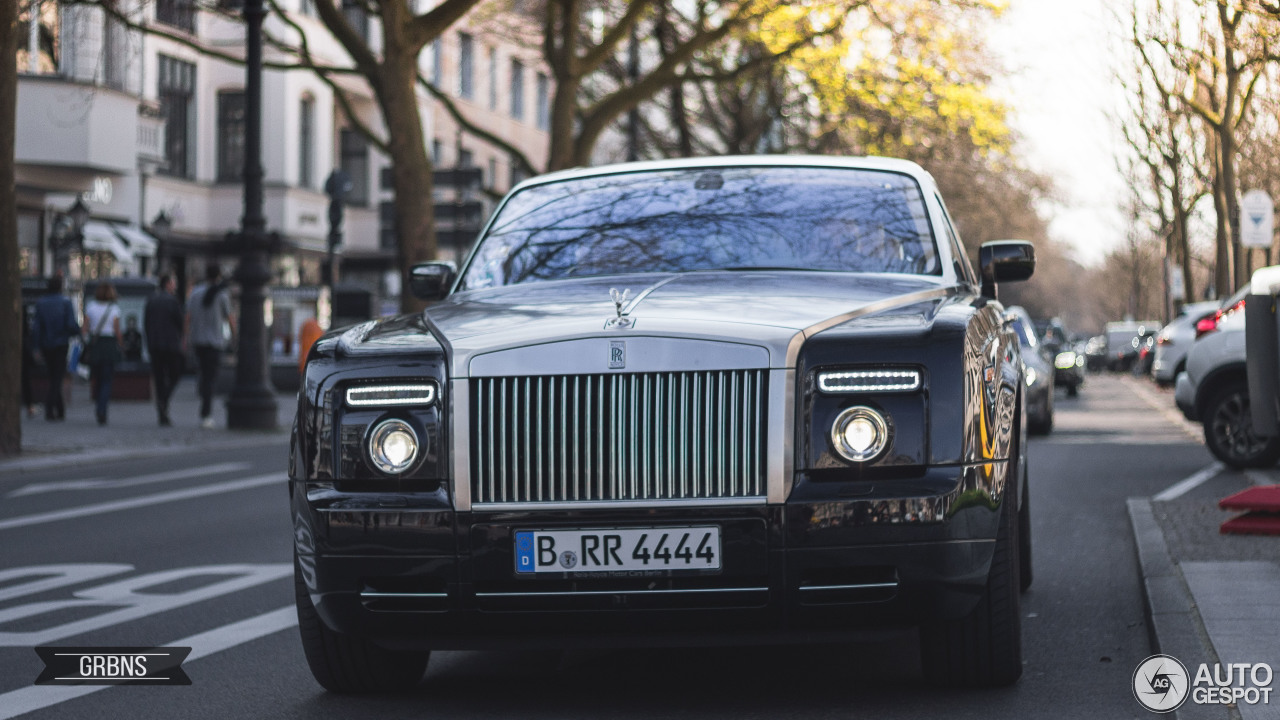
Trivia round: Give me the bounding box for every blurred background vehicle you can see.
[1053,341,1086,397]
[1085,334,1108,372]
[1104,320,1161,372]
[1152,299,1223,386]
[1174,295,1280,468]
[1008,306,1054,434]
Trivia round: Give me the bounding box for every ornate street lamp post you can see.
[225,0,277,430]
[150,210,171,275]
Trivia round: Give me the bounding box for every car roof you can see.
[511,155,938,193]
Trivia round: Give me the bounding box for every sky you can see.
[987,0,1129,266]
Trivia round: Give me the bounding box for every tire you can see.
[1018,470,1033,594]
[1202,382,1280,469]
[919,470,1023,687]
[295,555,430,693]
[1028,393,1053,435]
[1066,384,1078,398]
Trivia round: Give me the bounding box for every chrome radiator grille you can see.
[470,371,768,505]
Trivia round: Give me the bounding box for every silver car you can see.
[1174,293,1280,468]
[1152,298,1234,386]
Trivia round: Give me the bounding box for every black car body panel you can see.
[290,156,1028,654]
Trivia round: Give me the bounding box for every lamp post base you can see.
[226,386,278,430]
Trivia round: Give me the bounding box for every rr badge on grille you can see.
[609,340,626,369]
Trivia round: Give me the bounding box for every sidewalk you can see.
[4,375,293,473]
[1130,465,1280,720]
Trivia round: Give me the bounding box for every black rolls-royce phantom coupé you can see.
[289,155,1036,692]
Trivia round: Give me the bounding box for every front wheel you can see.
[1202,382,1280,469]
[295,555,430,693]
[919,475,1023,687]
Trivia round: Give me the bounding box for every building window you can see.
[102,15,127,90]
[155,0,195,33]
[340,129,369,207]
[487,46,498,110]
[342,0,368,41]
[431,138,443,165]
[217,90,247,182]
[431,40,442,86]
[299,0,316,16]
[487,157,497,190]
[510,154,528,188]
[458,33,474,99]
[379,201,397,250]
[298,95,315,189]
[510,59,524,120]
[157,55,196,180]
[380,166,393,190]
[536,72,550,131]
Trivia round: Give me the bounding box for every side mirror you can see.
[979,240,1036,299]
[408,261,457,301]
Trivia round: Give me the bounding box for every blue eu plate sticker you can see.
[515,532,534,573]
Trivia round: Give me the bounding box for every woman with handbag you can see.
[83,282,122,426]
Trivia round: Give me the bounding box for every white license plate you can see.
[514,527,721,574]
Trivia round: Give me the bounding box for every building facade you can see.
[16,0,551,315]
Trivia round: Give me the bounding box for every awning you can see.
[110,223,158,257]
[80,220,132,263]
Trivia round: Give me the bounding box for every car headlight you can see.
[367,418,422,474]
[1054,352,1077,370]
[1025,367,1038,386]
[830,406,890,463]
[817,368,921,393]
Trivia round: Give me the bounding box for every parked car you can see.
[1174,294,1280,468]
[291,156,1037,691]
[1152,299,1224,387]
[1104,321,1161,372]
[1007,306,1054,432]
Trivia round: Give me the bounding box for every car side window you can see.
[935,195,976,286]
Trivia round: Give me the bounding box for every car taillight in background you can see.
[1195,299,1246,339]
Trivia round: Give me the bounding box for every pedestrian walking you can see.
[84,282,123,426]
[144,273,185,426]
[30,275,80,421]
[187,265,235,428]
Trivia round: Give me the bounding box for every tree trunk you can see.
[546,76,580,172]
[0,0,20,455]
[375,46,435,314]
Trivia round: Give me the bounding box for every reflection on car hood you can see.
[418,271,951,375]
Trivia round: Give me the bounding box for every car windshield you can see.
[458,166,941,290]
[1009,317,1037,348]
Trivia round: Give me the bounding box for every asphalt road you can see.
[0,374,1220,719]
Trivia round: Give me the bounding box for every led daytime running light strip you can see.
[818,369,921,394]
[346,384,437,407]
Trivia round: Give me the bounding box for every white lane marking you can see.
[1154,462,1225,501]
[7,462,252,498]
[0,605,297,720]
[0,565,133,602]
[0,473,286,532]
[0,564,292,647]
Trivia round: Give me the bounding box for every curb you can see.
[1127,498,1233,720]
[0,432,288,474]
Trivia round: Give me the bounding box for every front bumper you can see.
[292,464,1006,651]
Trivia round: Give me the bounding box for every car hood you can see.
[406,272,953,376]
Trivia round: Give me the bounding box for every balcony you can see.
[17,75,140,178]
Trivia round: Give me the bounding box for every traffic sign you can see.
[1241,189,1274,248]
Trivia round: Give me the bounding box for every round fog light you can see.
[368,419,421,474]
[831,406,890,463]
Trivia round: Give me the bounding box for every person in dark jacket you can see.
[144,273,185,426]
[31,275,80,421]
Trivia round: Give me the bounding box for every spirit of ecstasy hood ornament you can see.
[609,288,631,319]
[607,288,633,329]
